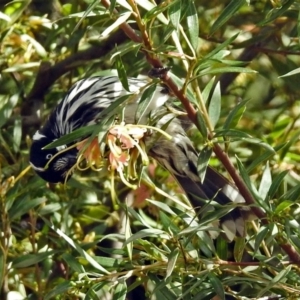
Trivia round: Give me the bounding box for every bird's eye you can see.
[46,154,53,160]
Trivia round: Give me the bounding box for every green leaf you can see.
[148,273,177,299]
[9,197,46,220]
[210,0,245,35]
[85,288,99,300]
[12,251,56,268]
[195,111,208,138]
[159,211,180,234]
[197,145,212,183]
[254,226,269,255]
[268,170,289,200]
[199,66,256,77]
[3,62,40,72]
[113,283,127,300]
[124,229,169,245]
[216,237,228,260]
[42,218,110,274]
[143,0,173,22]
[135,83,157,124]
[13,117,22,152]
[21,34,47,57]
[235,156,257,199]
[279,184,300,202]
[43,124,99,149]
[223,99,248,129]
[61,253,85,273]
[186,1,199,51]
[0,95,18,128]
[72,0,99,33]
[234,237,246,262]
[258,162,272,200]
[258,265,292,297]
[258,0,295,26]
[194,33,239,72]
[44,282,73,300]
[274,200,293,215]
[115,54,130,91]
[208,82,221,128]
[168,0,181,30]
[146,200,176,216]
[279,67,300,78]
[109,0,117,13]
[201,77,215,104]
[166,248,179,279]
[208,272,225,300]
[246,144,285,173]
[215,129,275,152]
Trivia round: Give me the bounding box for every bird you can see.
[29,75,252,241]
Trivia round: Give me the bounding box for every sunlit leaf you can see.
[113,283,127,300]
[166,248,179,279]
[186,1,199,51]
[136,83,157,123]
[115,54,130,91]
[168,0,181,30]
[208,82,221,128]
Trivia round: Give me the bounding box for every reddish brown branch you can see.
[99,0,300,262]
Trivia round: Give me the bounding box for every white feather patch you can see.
[33,131,46,141]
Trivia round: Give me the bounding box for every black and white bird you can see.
[29,75,252,241]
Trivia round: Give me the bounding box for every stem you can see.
[99,0,300,262]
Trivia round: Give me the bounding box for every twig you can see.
[99,0,300,262]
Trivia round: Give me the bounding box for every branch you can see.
[21,30,129,129]
[99,0,300,262]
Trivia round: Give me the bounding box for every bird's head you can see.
[29,132,78,183]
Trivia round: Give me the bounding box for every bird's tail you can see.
[148,111,254,241]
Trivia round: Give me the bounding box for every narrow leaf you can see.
[123,229,169,245]
[166,248,179,279]
[208,272,225,300]
[201,77,215,104]
[195,33,239,72]
[197,146,212,183]
[268,170,289,200]
[279,67,300,78]
[195,111,208,138]
[258,0,295,26]
[186,1,199,50]
[135,83,157,124]
[254,226,269,255]
[113,283,127,300]
[115,54,130,91]
[223,99,248,129]
[258,162,272,200]
[210,0,245,35]
[42,218,110,274]
[199,66,256,77]
[12,251,55,268]
[208,82,221,128]
[168,0,181,30]
[45,282,73,300]
[9,197,46,220]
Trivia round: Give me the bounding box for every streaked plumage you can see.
[29,75,252,241]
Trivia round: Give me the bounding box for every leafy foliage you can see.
[1,0,300,299]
